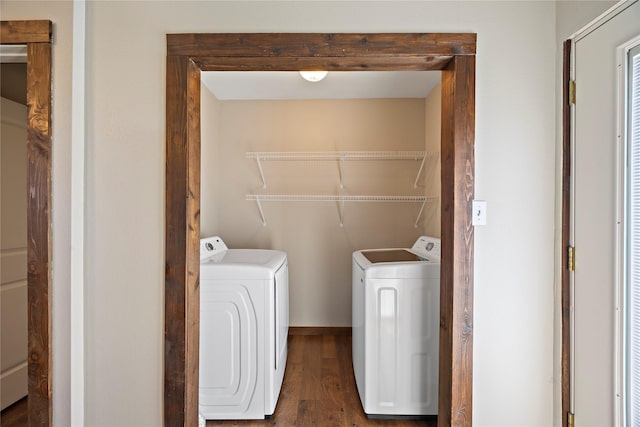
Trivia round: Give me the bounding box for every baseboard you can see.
[288,326,351,336]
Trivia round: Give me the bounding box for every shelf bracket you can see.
[256,157,267,189]
[338,155,346,189]
[414,200,427,228]
[414,156,426,188]
[255,197,267,226]
[338,198,345,227]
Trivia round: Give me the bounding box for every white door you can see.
[571,2,640,425]
[0,97,28,410]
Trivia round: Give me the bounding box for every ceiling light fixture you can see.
[0,44,27,63]
[299,71,328,82]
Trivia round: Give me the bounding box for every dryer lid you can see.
[200,236,287,280]
[200,236,228,260]
[207,249,285,266]
[201,249,287,280]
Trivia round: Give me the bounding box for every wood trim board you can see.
[0,20,51,44]
[165,32,476,427]
[166,33,476,57]
[1,19,53,427]
[439,54,475,427]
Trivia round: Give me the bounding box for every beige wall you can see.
[201,83,222,237]
[423,84,441,238]
[201,96,429,326]
[85,2,557,425]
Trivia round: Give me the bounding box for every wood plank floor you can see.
[1,335,436,427]
[210,334,436,426]
[0,397,27,427]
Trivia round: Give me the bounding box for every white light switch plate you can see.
[472,200,487,226]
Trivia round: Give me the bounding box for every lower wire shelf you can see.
[245,194,438,227]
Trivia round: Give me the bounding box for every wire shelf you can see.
[246,194,438,227]
[246,151,433,160]
[246,151,438,189]
[246,194,435,202]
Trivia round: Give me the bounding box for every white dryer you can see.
[352,236,440,417]
[199,236,289,420]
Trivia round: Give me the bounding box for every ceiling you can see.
[201,71,440,101]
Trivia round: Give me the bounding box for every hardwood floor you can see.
[209,334,436,427]
[0,335,436,427]
[0,397,27,427]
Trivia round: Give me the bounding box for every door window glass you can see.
[626,42,640,427]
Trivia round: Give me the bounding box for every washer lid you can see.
[411,236,441,262]
[360,249,423,264]
[363,261,439,279]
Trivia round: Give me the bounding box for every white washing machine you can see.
[352,236,440,417]
[199,236,289,420]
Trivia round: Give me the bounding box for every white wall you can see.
[0,2,74,425]
[5,1,619,426]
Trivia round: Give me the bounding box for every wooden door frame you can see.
[0,20,53,427]
[165,33,476,427]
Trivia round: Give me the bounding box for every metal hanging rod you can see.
[246,194,438,227]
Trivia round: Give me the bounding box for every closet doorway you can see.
[164,33,476,427]
[0,20,53,427]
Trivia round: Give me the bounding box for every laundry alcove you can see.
[165,33,476,427]
[200,81,441,327]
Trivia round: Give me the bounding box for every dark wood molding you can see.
[165,56,201,427]
[439,55,475,427]
[0,20,51,44]
[26,41,53,427]
[165,32,476,427]
[1,19,54,427]
[167,33,476,57]
[561,39,572,427]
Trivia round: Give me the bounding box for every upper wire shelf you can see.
[246,150,438,189]
[246,151,430,160]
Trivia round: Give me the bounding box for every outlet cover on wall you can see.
[472,200,487,226]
